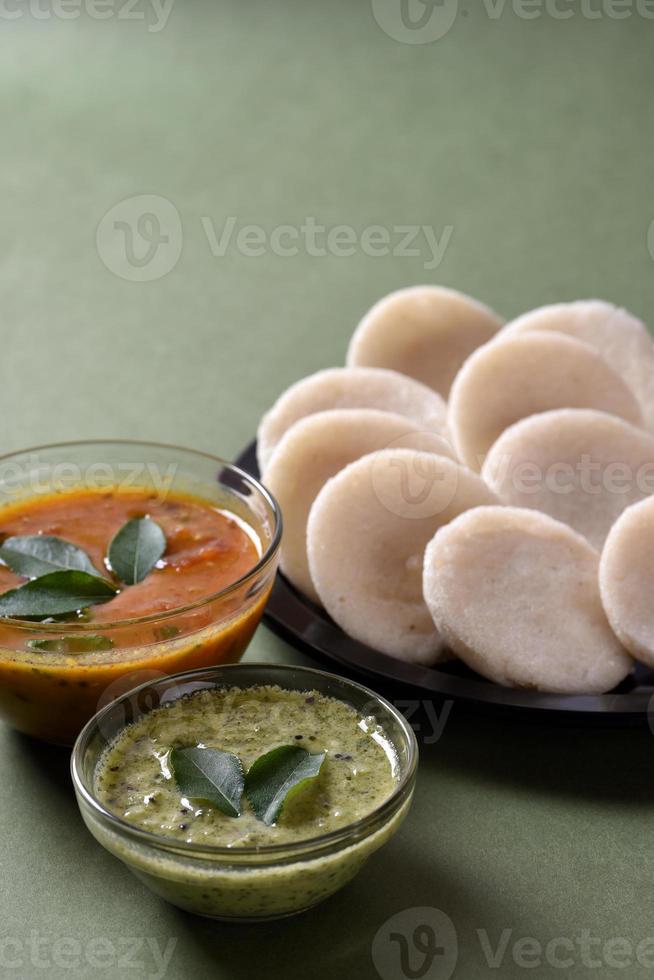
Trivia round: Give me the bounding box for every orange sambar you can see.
[0,487,272,743]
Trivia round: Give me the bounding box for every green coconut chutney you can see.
[84,683,411,920]
[95,685,398,846]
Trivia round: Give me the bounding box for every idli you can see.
[265,410,455,604]
[448,331,643,470]
[306,449,497,663]
[502,300,654,430]
[482,409,654,550]
[346,285,503,398]
[600,496,654,667]
[423,506,632,694]
[257,366,448,474]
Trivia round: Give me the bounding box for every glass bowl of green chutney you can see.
[71,662,418,921]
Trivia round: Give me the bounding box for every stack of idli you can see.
[257,286,654,694]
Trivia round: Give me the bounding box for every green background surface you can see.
[1,2,654,978]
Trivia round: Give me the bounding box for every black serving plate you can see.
[235,440,654,725]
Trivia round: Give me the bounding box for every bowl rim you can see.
[71,662,419,859]
[0,439,282,630]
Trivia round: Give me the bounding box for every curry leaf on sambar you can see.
[27,634,114,655]
[0,535,100,579]
[0,571,117,619]
[107,517,166,585]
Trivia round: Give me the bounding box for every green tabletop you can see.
[1,3,654,978]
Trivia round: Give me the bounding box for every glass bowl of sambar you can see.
[0,440,281,744]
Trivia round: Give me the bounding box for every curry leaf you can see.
[154,625,181,642]
[170,747,244,818]
[0,535,100,579]
[0,571,118,619]
[108,517,166,585]
[245,745,326,826]
[27,635,114,655]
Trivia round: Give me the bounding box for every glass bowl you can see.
[0,441,281,744]
[71,663,418,921]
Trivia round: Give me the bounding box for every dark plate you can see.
[235,440,654,725]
